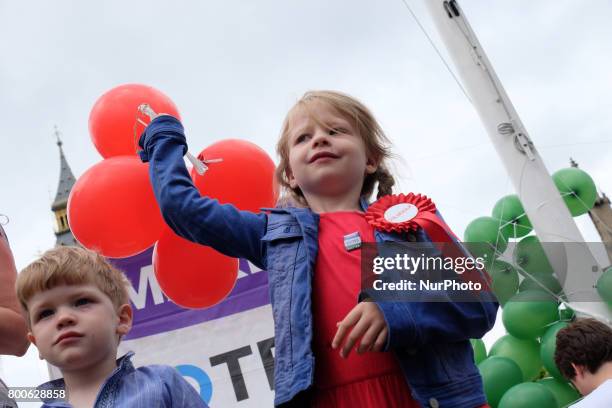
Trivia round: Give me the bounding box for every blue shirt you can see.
[38,352,207,408]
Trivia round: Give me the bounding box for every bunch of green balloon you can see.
[502,290,559,340]
[478,356,523,408]
[536,377,580,407]
[492,195,533,240]
[540,321,568,380]
[498,382,557,408]
[489,335,542,381]
[488,260,519,305]
[552,167,597,217]
[464,216,508,263]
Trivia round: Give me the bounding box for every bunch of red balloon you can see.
[68,84,277,308]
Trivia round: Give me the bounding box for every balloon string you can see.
[134,104,210,176]
[492,191,568,233]
[492,177,513,256]
[494,187,612,237]
[482,180,577,305]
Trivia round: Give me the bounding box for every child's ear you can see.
[365,156,379,175]
[287,168,298,189]
[116,304,133,336]
[27,333,43,359]
[571,362,585,378]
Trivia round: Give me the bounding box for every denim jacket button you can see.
[429,398,439,408]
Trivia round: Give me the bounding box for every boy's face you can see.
[26,284,132,372]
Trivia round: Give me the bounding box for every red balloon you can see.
[68,156,164,258]
[191,139,278,212]
[89,84,181,158]
[153,228,238,309]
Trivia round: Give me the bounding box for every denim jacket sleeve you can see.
[373,212,498,350]
[377,295,497,350]
[139,115,268,270]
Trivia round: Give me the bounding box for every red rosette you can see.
[365,193,436,233]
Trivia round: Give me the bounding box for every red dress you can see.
[310,212,492,408]
[311,212,419,408]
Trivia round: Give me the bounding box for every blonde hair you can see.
[275,90,395,207]
[16,246,130,320]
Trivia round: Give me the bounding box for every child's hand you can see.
[332,302,388,358]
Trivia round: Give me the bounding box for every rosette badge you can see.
[365,193,436,233]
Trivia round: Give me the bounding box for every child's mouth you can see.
[309,152,339,163]
[55,332,84,345]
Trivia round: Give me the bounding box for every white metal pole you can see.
[424,0,610,321]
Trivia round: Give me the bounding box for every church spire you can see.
[51,126,78,246]
[51,126,76,211]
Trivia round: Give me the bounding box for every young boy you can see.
[16,246,207,408]
[554,317,612,407]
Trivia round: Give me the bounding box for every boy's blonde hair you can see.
[16,246,130,320]
[275,90,395,207]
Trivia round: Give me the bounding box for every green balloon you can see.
[498,382,557,408]
[492,195,533,239]
[541,321,568,381]
[514,235,554,275]
[502,290,559,340]
[596,266,612,304]
[553,167,597,217]
[490,335,542,381]
[537,377,580,407]
[559,304,575,321]
[478,356,523,408]
[464,216,508,262]
[471,338,487,364]
[489,260,519,305]
[519,273,563,295]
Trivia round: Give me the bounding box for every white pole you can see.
[424,0,610,322]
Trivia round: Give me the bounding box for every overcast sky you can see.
[1,0,611,396]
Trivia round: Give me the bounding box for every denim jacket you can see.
[139,116,499,407]
[38,352,207,407]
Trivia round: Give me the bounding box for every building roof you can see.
[51,128,76,212]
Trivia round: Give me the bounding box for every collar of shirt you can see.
[38,351,135,407]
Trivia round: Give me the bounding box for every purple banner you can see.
[109,248,270,339]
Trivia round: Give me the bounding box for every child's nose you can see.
[311,130,331,147]
[56,308,76,328]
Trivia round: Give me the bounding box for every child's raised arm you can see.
[139,116,268,270]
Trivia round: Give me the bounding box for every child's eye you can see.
[295,134,310,144]
[329,127,346,135]
[75,298,91,307]
[37,309,54,321]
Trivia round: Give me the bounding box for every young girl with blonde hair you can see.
[139,90,497,407]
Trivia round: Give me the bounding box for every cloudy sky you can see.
[1,0,611,396]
